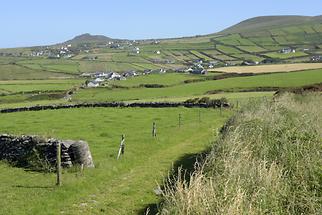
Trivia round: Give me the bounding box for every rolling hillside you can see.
[0,15,322,78]
[220,15,322,34]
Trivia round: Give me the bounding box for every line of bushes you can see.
[158,93,322,214]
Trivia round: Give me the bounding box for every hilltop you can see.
[63,33,123,45]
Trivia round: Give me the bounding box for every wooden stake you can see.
[178,114,182,128]
[198,110,201,123]
[80,164,84,176]
[56,142,62,186]
[220,103,222,116]
[152,122,157,137]
[117,135,125,160]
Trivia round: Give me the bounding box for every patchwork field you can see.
[73,69,322,102]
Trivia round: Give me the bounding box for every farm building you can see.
[123,70,138,77]
[280,48,296,54]
[189,65,208,75]
[311,55,321,62]
[94,78,105,83]
[86,81,100,88]
[241,60,259,66]
[107,72,123,80]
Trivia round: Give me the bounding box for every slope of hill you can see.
[1,15,322,79]
[220,15,322,34]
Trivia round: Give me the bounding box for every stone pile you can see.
[0,134,94,170]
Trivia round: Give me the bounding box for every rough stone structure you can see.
[0,134,94,170]
[0,101,230,114]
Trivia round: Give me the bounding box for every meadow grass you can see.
[159,93,322,215]
[110,73,207,88]
[73,69,322,102]
[0,107,231,214]
[0,64,72,80]
[264,51,308,59]
[0,79,83,93]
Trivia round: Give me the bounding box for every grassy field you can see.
[0,63,73,80]
[0,16,322,215]
[0,107,231,214]
[73,69,322,102]
[0,79,83,93]
[110,73,207,87]
[159,93,322,215]
[211,63,322,73]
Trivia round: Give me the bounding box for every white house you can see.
[108,72,122,80]
[280,48,296,54]
[87,81,100,88]
[94,78,105,83]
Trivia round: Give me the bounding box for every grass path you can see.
[0,108,231,214]
[66,130,213,214]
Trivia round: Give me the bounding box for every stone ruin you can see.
[0,134,94,171]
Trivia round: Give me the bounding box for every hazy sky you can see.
[1,0,321,48]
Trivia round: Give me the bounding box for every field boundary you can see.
[0,101,230,114]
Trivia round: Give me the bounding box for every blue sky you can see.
[1,0,321,48]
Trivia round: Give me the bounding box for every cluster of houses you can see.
[311,55,322,62]
[30,44,75,59]
[81,62,211,88]
[280,47,296,54]
[81,71,139,87]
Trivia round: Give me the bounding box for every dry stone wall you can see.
[0,134,94,170]
[0,101,230,114]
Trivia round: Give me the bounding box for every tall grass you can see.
[159,93,322,215]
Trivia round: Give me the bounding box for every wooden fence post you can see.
[117,135,125,160]
[152,122,157,137]
[56,142,62,186]
[198,110,201,123]
[220,103,222,116]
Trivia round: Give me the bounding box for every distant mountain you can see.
[220,15,322,34]
[63,33,116,45]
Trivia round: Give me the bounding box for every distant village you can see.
[0,40,321,89]
[80,59,209,88]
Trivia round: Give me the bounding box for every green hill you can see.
[1,15,322,79]
[63,33,122,45]
[220,15,322,34]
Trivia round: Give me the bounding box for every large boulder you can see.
[67,140,95,168]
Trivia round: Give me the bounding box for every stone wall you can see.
[0,134,94,171]
[0,101,230,114]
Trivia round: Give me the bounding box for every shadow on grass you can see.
[137,147,211,215]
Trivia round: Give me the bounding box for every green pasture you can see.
[216,45,243,54]
[73,69,322,102]
[236,45,267,52]
[0,64,73,80]
[0,107,231,214]
[110,73,206,87]
[264,51,308,59]
[0,79,83,93]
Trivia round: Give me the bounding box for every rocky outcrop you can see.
[0,134,94,171]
